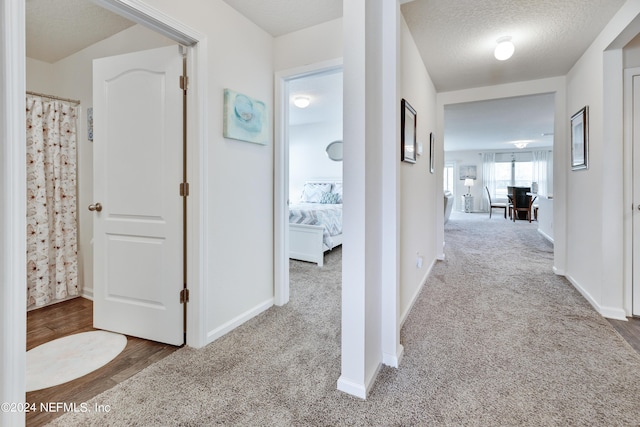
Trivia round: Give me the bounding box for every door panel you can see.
[92,45,184,345]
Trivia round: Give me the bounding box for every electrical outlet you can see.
[416,255,423,269]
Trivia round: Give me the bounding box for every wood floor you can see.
[26,297,179,427]
[608,316,640,355]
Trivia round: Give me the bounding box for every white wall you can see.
[537,196,554,242]
[26,24,175,302]
[139,0,275,341]
[289,121,342,202]
[274,18,342,71]
[565,0,640,319]
[399,16,438,322]
[25,58,55,93]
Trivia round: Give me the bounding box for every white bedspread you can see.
[289,203,342,248]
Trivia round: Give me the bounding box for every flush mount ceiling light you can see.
[494,36,515,61]
[511,140,530,149]
[293,96,310,108]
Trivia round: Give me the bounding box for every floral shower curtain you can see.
[26,95,79,308]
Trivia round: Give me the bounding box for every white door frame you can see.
[624,66,640,316]
[273,58,343,306]
[1,2,207,423]
[90,0,208,347]
[1,2,27,424]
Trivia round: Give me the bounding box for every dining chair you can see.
[511,189,537,222]
[485,186,508,219]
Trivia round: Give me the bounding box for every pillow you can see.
[319,191,340,204]
[300,183,332,203]
[331,182,343,203]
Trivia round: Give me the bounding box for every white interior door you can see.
[633,74,640,316]
[92,45,184,345]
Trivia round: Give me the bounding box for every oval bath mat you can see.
[27,330,127,392]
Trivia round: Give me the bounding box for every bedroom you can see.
[287,69,343,268]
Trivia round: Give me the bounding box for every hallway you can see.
[44,212,640,426]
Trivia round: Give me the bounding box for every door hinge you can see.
[180,288,189,304]
[179,75,188,93]
[179,182,190,197]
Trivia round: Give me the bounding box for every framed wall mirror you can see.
[326,140,343,161]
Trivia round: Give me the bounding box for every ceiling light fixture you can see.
[511,140,530,149]
[293,96,310,108]
[494,36,515,61]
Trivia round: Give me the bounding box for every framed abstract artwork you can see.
[459,164,477,180]
[571,106,588,171]
[401,98,416,164]
[223,89,269,145]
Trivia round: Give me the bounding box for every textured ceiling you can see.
[26,0,135,63]
[401,0,626,92]
[26,0,629,152]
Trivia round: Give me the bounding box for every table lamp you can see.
[464,178,474,195]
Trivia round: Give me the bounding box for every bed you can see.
[289,181,343,266]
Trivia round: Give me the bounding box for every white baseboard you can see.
[206,298,273,344]
[382,343,404,368]
[564,274,627,320]
[600,306,628,320]
[82,287,94,300]
[400,258,436,326]
[537,229,554,243]
[337,376,367,399]
[337,361,382,400]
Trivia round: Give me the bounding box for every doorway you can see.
[628,67,640,316]
[1,0,206,417]
[274,59,343,305]
[24,0,203,337]
[25,3,183,340]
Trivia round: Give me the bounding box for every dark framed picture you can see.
[571,106,588,171]
[401,99,416,164]
[429,132,435,173]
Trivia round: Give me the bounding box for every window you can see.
[444,163,454,193]
[495,159,533,198]
[514,161,533,187]
[494,162,511,198]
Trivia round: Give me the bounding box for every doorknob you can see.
[88,203,102,212]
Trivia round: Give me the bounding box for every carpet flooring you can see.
[49,212,640,426]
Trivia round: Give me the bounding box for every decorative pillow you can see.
[300,183,332,203]
[319,191,340,204]
[331,182,343,203]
